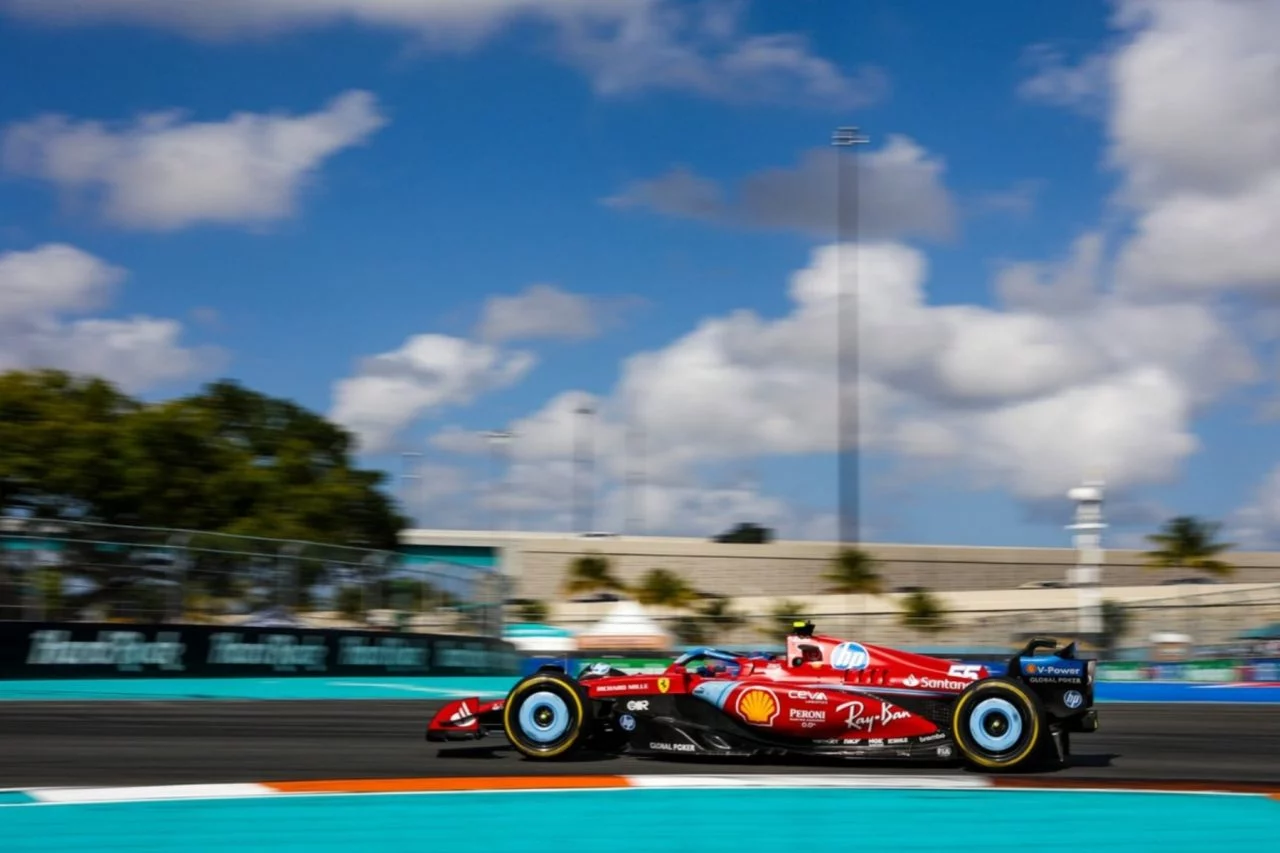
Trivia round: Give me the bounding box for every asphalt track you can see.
[1,700,1277,789]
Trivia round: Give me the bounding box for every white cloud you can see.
[1017,42,1113,116]
[424,240,1254,536]
[329,333,536,454]
[552,1,887,108]
[404,446,836,538]
[2,90,386,231]
[1021,0,1280,299]
[995,232,1105,315]
[605,135,957,241]
[1229,464,1280,549]
[974,179,1045,219]
[0,244,221,392]
[0,242,122,322]
[476,283,637,344]
[0,0,883,110]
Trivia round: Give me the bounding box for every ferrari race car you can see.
[426,621,1099,772]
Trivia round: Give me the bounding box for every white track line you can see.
[29,783,274,804]
[623,774,992,790]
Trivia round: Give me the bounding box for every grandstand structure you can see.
[400,528,1280,653]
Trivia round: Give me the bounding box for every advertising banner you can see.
[0,621,520,679]
[1097,661,1150,682]
[1177,659,1243,682]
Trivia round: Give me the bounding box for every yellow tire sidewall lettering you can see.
[951,680,1041,770]
[502,675,586,759]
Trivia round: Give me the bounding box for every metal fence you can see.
[0,519,505,637]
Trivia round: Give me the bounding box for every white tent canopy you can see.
[577,599,672,650]
[502,622,578,652]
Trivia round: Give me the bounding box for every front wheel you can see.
[950,678,1049,772]
[501,673,590,760]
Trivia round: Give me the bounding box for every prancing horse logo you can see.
[658,678,670,693]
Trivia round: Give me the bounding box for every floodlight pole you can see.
[832,126,869,550]
[833,125,869,637]
[1067,481,1106,638]
[484,430,513,532]
[573,404,596,533]
[400,451,423,527]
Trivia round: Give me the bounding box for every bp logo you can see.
[1063,690,1083,709]
[830,642,870,671]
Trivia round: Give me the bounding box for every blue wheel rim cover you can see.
[517,690,571,744]
[968,697,1023,752]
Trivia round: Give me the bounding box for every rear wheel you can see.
[502,673,590,760]
[951,678,1049,772]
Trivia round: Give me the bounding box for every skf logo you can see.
[657,678,670,694]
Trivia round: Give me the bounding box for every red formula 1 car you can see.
[426,621,1099,772]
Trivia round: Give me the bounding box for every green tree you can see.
[336,586,365,621]
[1144,515,1235,578]
[1099,599,1130,656]
[0,369,138,520]
[825,547,883,595]
[562,553,625,595]
[632,568,697,607]
[898,588,948,636]
[713,522,773,543]
[674,595,748,646]
[518,599,549,623]
[0,370,407,547]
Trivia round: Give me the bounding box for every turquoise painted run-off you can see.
[0,676,518,701]
[2,676,1280,702]
[1,788,1276,852]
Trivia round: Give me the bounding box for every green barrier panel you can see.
[1097,661,1150,682]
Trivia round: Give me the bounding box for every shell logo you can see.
[735,687,779,726]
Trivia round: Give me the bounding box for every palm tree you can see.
[679,595,748,646]
[898,588,947,636]
[632,568,697,608]
[561,552,626,595]
[759,598,809,640]
[824,546,882,633]
[518,599,549,623]
[824,547,883,594]
[1099,599,1129,658]
[1144,516,1235,578]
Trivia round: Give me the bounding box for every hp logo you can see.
[619,714,636,731]
[830,642,870,671]
[1063,690,1083,709]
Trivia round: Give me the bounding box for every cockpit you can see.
[669,623,838,678]
[784,620,834,668]
[791,641,824,667]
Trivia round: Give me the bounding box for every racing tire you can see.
[950,678,1049,772]
[502,672,591,760]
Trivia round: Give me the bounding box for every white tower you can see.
[1066,481,1106,636]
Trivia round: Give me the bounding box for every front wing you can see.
[426,697,508,742]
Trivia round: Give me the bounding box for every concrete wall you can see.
[399,529,1280,600]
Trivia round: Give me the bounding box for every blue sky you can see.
[2,0,1280,550]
